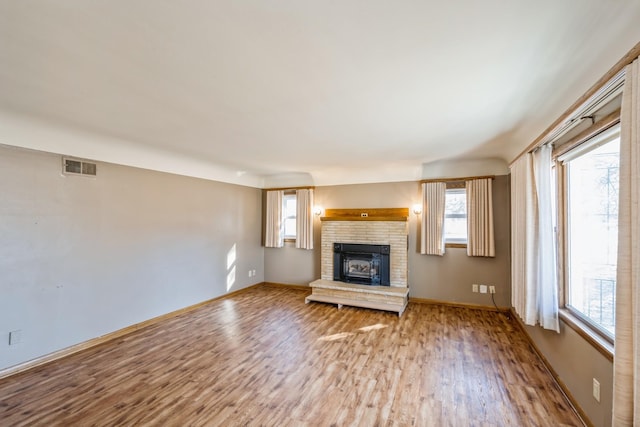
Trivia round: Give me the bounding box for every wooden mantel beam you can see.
[320,208,409,222]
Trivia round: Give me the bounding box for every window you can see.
[444,188,467,244]
[563,127,620,338]
[282,193,296,240]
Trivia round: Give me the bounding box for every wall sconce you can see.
[313,206,323,216]
[412,204,423,215]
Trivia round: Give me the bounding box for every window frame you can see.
[557,124,621,345]
[443,184,468,247]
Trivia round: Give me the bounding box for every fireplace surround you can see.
[319,210,408,287]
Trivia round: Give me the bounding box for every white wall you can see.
[0,145,264,371]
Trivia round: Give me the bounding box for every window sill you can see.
[445,243,467,249]
[559,308,613,362]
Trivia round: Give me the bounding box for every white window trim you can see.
[558,125,620,164]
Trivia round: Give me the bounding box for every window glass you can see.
[566,134,619,337]
[283,193,296,239]
[444,189,467,243]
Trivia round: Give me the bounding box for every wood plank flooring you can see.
[0,285,582,426]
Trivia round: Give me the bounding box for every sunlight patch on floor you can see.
[318,323,388,342]
[358,323,388,332]
[317,332,354,342]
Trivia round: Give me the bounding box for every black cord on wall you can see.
[491,292,511,320]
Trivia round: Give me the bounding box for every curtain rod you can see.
[552,109,621,160]
[419,175,495,184]
[510,41,640,167]
[263,186,315,191]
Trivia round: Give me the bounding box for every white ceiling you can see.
[1,1,640,187]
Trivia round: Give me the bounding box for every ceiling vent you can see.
[63,157,97,176]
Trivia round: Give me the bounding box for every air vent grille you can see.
[63,158,97,176]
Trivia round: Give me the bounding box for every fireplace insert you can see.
[333,243,390,286]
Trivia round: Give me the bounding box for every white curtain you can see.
[510,145,559,332]
[532,144,559,331]
[613,58,640,426]
[421,182,446,256]
[296,189,314,250]
[466,178,495,257]
[265,190,283,248]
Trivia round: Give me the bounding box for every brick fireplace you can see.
[306,208,410,315]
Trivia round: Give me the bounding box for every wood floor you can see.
[0,285,582,426]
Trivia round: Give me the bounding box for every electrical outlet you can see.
[472,284,479,293]
[489,286,496,294]
[479,285,487,293]
[248,270,252,278]
[593,378,600,402]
